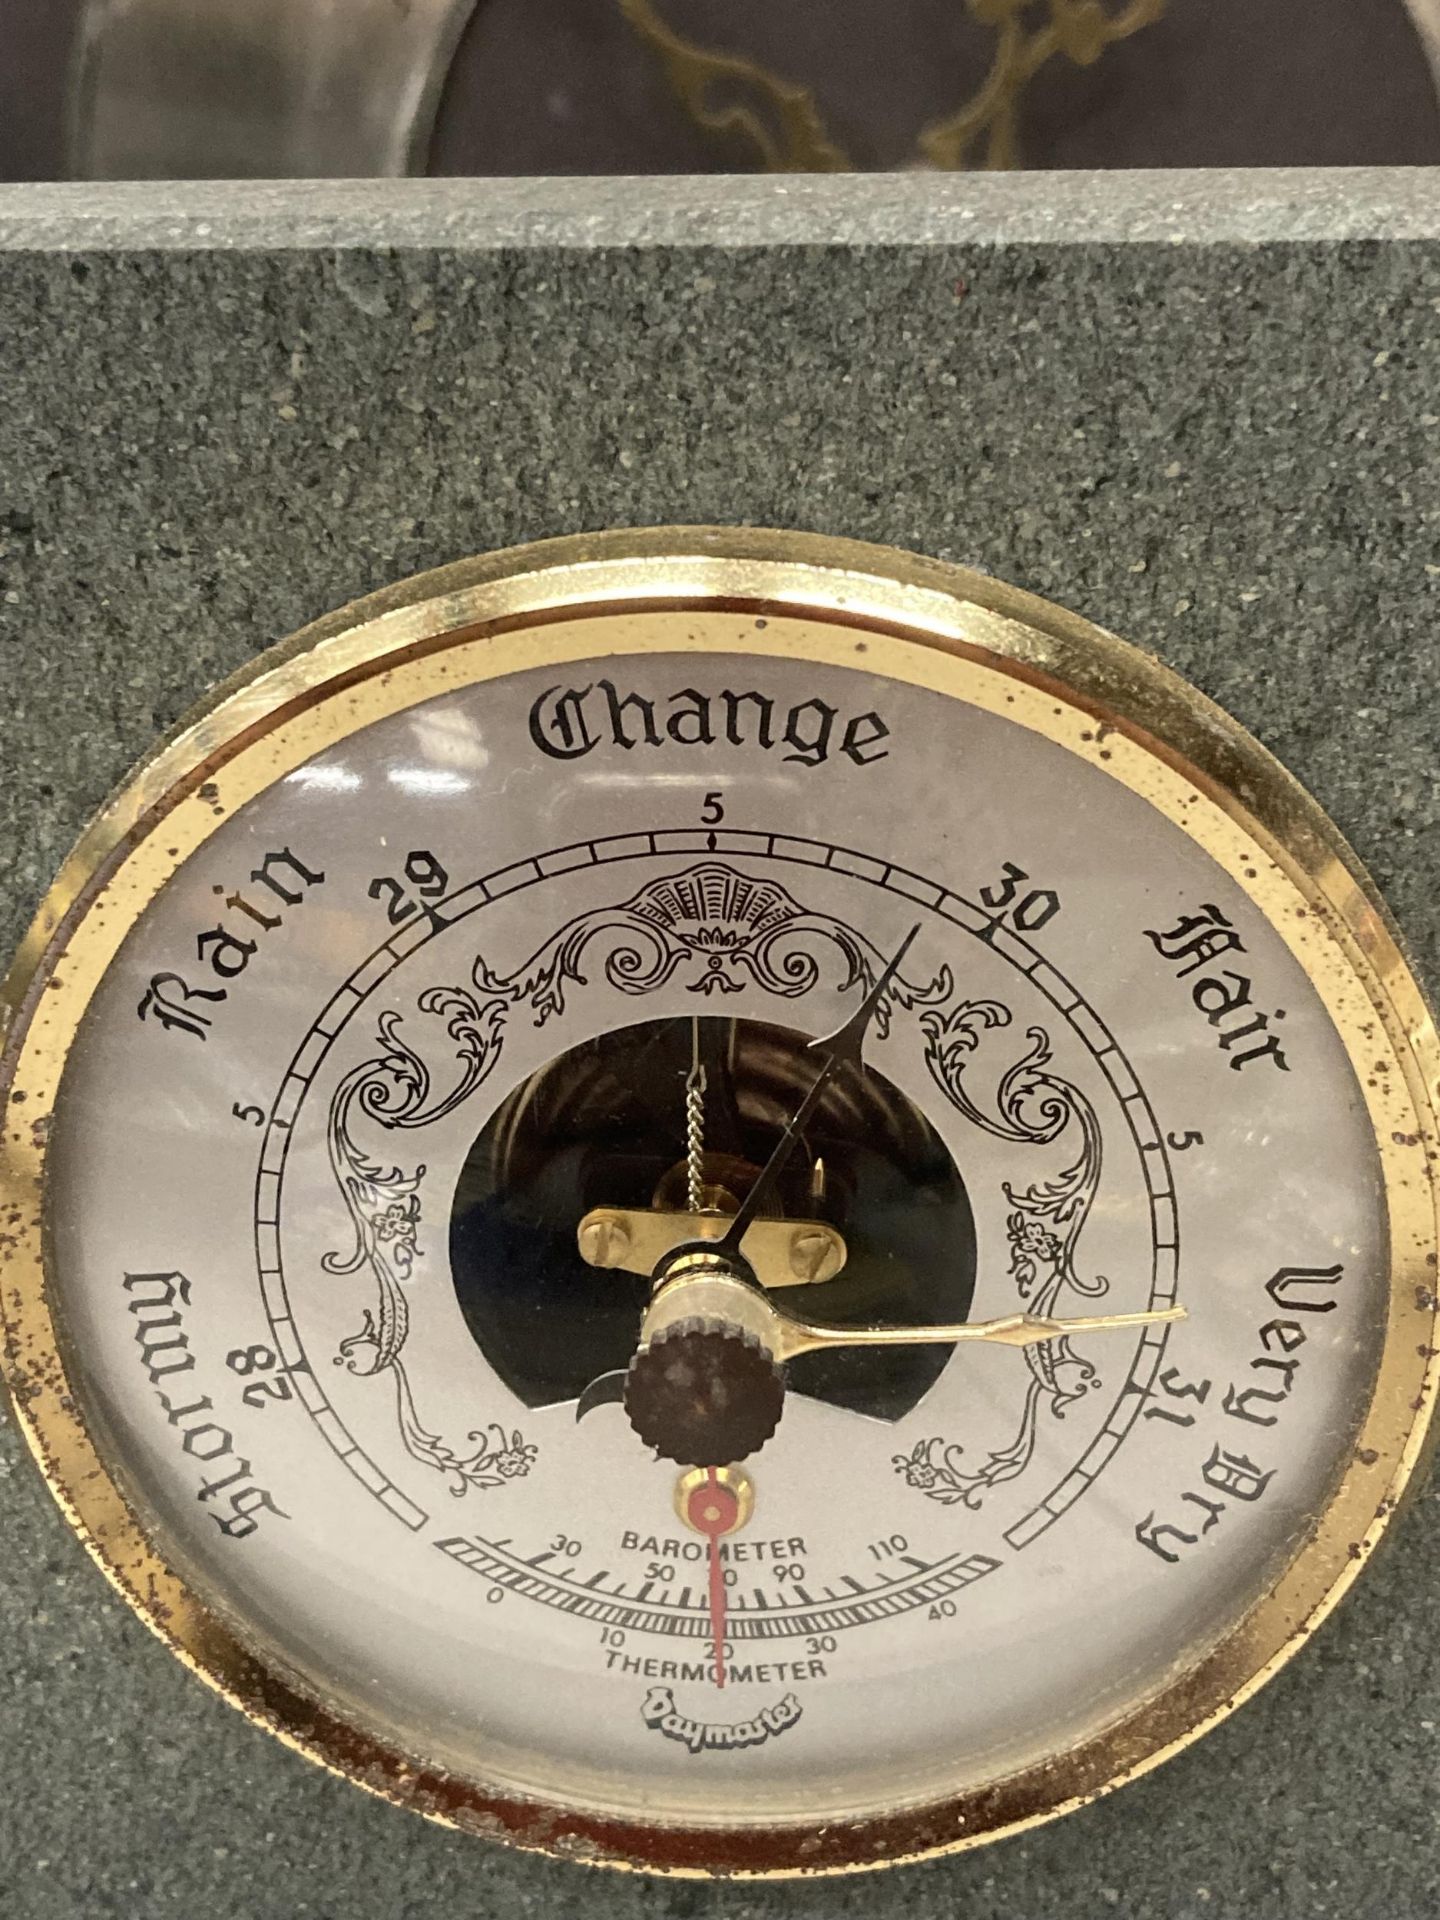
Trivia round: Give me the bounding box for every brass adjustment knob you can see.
[623,1315,785,1467]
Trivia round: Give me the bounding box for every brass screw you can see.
[578,1214,631,1268]
[788,1227,842,1284]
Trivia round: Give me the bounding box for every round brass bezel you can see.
[2,527,1437,1877]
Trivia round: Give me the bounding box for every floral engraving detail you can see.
[893,989,1108,1510]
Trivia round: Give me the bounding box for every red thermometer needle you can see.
[685,1467,740,1689]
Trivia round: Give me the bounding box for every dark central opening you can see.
[449,1017,976,1423]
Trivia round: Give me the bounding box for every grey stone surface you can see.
[1,172,1438,1918]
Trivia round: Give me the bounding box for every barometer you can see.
[2,528,1435,1876]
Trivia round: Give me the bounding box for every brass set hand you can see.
[769,1303,1185,1362]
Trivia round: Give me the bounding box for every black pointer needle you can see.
[711,923,921,1263]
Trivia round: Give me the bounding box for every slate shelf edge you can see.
[2,166,1440,252]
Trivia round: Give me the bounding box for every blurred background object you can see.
[68,0,477,179]
[1409,0,1440,93]
[1,0,1438,181]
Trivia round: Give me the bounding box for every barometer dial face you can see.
[2,531,1436,1877]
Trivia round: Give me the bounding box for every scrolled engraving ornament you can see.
[473,862,881,1014]
[894,993,1107,1508]
[325,999,528,1495]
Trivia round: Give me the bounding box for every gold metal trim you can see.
[2,527,1437,1878]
